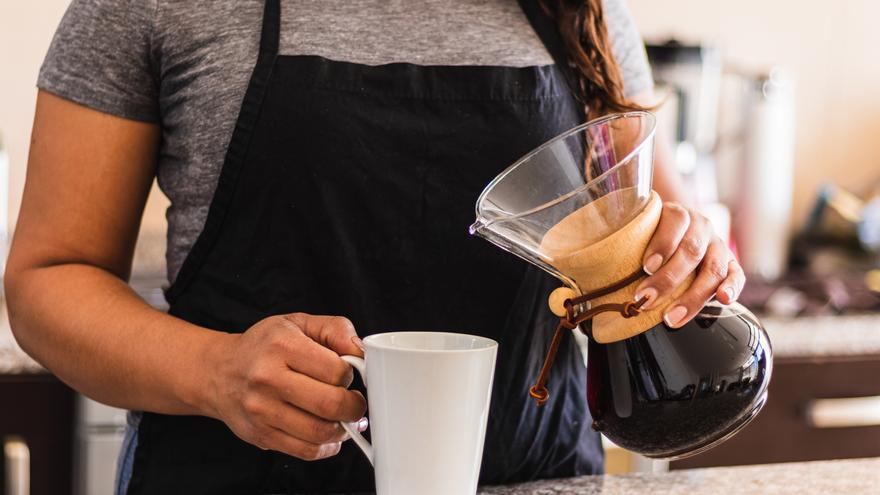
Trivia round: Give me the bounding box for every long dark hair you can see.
[541,0,647,118]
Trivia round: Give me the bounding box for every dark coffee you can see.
[586,304,772,459]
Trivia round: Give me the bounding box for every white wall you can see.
[0,1,70,230]
[0,1,168,240]
[629,0,880,226]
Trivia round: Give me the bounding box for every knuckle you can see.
[654,269,680,291]
[242,395,265,417]
[249,316,277,336]
[663,201,684,212]
[697,213,712,230]
[300,340,323,363]
[725,259,745,283]
[247,363,273,387]
[663,202,689,220]
[279,314,306,333]
[331,316,356,335]
[679,235,705,260]
[262,315,283,327]
[286,313,307,323]
[268,314,291,329]
[258,314,279,326]
[256,321,281,342]
[686,207,706,222]
[704,258,728,281]
[730,259,745,277]
[269,332,293,353]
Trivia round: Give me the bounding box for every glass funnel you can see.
[469,112,656,290]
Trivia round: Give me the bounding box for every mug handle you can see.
[339,355,373,465]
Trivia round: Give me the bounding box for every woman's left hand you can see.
[634,202,746,328]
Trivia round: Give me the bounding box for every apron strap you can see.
[165,0,281,303]
[516,0,582,104]
[259,0,281,58]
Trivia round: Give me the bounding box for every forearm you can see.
[630,89,692,207]
[6,262,228,417]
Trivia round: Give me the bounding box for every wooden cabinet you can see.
[0,374,75,495]
[672,354,880,469]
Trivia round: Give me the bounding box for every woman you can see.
[7,0,744,493]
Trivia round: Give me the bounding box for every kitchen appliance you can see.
[646,41,722,181]
[647,42,798,281]
[646,41,732,251]
[3,436,29,495]
[469,112,772,459]
[73,398,126,495]
[806,183,880,254]
[718,68,797,280]
[339,332,497,495]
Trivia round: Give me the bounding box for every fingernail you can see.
[722,286,735,302]
[634,287,658,309]
[351,336,365,352]
[357,417,369,432]
[664,306,688,328]
[643,253,663,275]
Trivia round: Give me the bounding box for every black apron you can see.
[126,1,602,493]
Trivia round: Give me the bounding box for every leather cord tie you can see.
[528,268,648,406]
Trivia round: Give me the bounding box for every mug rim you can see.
[363,331,498,354]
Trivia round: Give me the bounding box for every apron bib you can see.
[126,1,601,493]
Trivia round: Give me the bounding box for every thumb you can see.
[284,313,364,358]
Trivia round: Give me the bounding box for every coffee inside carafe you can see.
[587,303,772,459]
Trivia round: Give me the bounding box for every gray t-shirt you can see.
[38,0,652,284]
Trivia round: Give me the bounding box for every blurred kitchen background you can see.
[1,1,879,494]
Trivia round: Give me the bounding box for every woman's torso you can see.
[40,0,652,285]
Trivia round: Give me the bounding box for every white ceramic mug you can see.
[340,331,498,495]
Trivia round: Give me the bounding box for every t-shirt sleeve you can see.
[37,0,159,123]
[603,0,654,98]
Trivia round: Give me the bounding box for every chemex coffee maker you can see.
[469,112,772,459]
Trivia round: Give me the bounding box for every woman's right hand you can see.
[204,313,368,461]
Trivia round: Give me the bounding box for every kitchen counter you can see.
[762,313,880,358]
[0,323,43,373]
[1,312,879,373]
[0,273,168,374]
[479,457,880,494]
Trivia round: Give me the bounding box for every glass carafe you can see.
[469,112,772,459]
